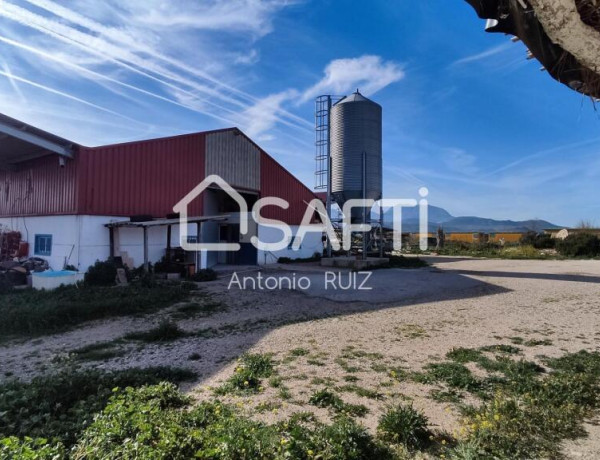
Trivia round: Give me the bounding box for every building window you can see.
[34,234,52,256]
[182,235,198,245]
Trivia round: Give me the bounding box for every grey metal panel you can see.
[205,131,260,191]
[330,92,382,212]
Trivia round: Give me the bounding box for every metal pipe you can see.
[362,151,367,261]
[326,96,333,259]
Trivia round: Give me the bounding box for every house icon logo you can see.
[174,175,250,252]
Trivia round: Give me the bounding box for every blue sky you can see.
[0,0,598,226]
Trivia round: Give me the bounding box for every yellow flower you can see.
[280,438,288,445]
[244,381,249,386]
[441,439,447,445]
[307,450,314,456]
[494,414,501,421]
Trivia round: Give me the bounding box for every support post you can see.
[362,151,367,261]
[143,227,149,272]
[109,227,115,259]
[379,201,384,258]
[166,225,172,263]
[196,222,201,270]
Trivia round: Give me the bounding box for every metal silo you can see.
[330,90,382,223]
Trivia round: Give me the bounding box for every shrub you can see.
[0,283,191,337]
[217,353,274,394]
[0,436,65,459]
[0,367,195,448]
[70,384,392,460]
[124,320,188,342]
[556,233,600,258]
[309,388,369,417]
[377,404,431,449]
[189,268,218,282]
[84,259,117,286]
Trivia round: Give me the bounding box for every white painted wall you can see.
[0,215,199,272]
[0,216,323,271]
[256,224,324,265]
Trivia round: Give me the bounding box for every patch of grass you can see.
[377,404,431,450]
[311,377,335,386]
[216,353,274,394]
[334,357,361,373]
[172,300,227,319]
[479,344,521,355]
[524,338,553,347]
[337,384,384,400]
[71,341,125,361]
[306,358,326,367]
[430,388,464,404]
[413,362,482,393]
[446,347,484,363]
[508,336,525,345]
[309,388,369,417]
[343,375,360,383]
[0,282,192,338]
[65,384,394,459]
[0,367,195,448]
[371,362,388,373]
[396,323,429,339]
[289,347,310,357]
[124,320,188,342]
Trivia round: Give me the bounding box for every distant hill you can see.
[381,205,561,233]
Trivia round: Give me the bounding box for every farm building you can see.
[0,113,322,272]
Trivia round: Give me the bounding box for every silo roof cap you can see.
[335,90,380,105]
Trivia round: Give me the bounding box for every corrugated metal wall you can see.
[205,130,260,191]
[260,152,318,225]
[77,133,206,217]
[0,155,78,217]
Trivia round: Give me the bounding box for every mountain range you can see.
[381,205,562,233]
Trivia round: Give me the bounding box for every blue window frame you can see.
[34,234,52,256]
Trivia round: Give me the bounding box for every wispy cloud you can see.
[302,55,405,103]
[451,43,512,67]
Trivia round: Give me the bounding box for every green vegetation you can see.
[309,388,369,417]
[377,405,431,450]
[556,233,600,258]
[172,299,227,319]
[70,341,125,361]
[0,367,195,448]
[0,282,192,338]
[277,252,322,264]
[4,347,600,459]
[216,353,274,394]
[437,242,549,259]
[375,255,428,270]
[424,348,600,459]
[124,320,188,342]
[17,384,391,460]
[188,268,218,282]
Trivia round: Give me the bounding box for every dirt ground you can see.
[1,257,600,458]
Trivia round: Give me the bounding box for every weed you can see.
[524,338,553,347]
[377,404,431,450]
[0,283,191,338]
[396,324,429,339]
[289,347,310,357]
[309,389,369,417]
[0,367,195,447]
[188,352,201,361]
[124,320,188,342]
[337,384,384,400]
[216,353,274,394]
[71,341,125,361]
